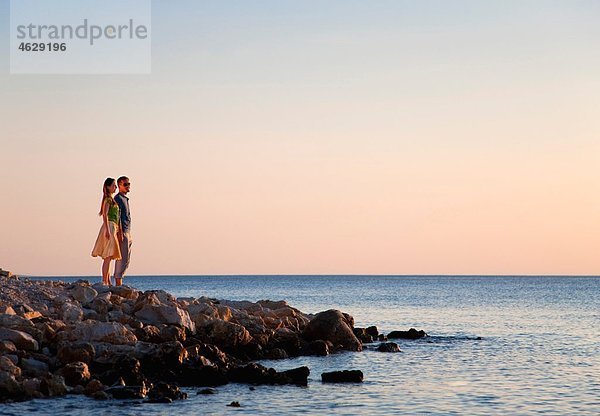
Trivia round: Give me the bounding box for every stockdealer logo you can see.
[10,0,151,74]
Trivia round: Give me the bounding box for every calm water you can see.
[6,275,600,415]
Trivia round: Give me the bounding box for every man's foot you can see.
[115,277,123,286]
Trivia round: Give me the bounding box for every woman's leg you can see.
[102,258,111,285]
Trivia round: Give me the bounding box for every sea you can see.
[3,275,599,415]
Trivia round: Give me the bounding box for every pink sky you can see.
[1,1,599,276]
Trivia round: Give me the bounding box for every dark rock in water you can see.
[376,342,400,353]
[303,340,331,356]
[269,328,303,357]
[177,361,228,387]
[105,383,148,399]
[280,366,310,386]
[40,374,68,397]
[377,334,387,342]
[93,390,110,400]
[387,328,427,340]
[228,401,241,407]
[366,326,379,338]
[84,379,105,396]
[0,372,27,402]
[302,310,362,352]
[228,363,309,386]
[147,382,187,402]
[197,388,217,395]
[264,348,288,360]
[57,342,95,365]
[321,370,364,383]
[353,328,374,343]
[249,386,255,391]
[57,361,91,386]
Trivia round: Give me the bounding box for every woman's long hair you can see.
[99,177,116,216]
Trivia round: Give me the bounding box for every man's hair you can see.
[117,176,129,185]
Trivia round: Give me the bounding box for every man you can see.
[113,176,132,286]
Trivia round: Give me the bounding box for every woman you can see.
[91,177,122,285]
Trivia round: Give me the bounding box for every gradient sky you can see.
[1,0,599,276]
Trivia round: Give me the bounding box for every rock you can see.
[0,306,16,315]
[135,304,195,333]
[22,378,42,398]
[93,390,110,400]
[57,342,95,365]
[197,388,217,394]
[84,379,105,396]
[134,341,188,369]
[203,320,253,350]
[0,328,39,351]
[366,326,379,338]
[39,374,68,397]
[57,362,91,386]
[321,370,364,383]
[90,295,112,315]
[302,310,362,352]
[0,371,27,401]
[0,356,21,378]
[62,303,84,322]
[270,328,302,356]
[376,342,400,353]
[353,327,374,343]
[21,358,49,377]
[147,382,187,402]
[304,340,331,356]
[71,285,98,304]
[0,340,17,354]
[228,401,241,407]
[264,348,288,360]
[0,313,35,329]
[60,321,137,345]
[22,311,42,320]
[228,363,309,386]
[280,366,310,386]
[105,383,147,399]
[387,328,427,340]
[0,269,13,278]
[110,286,138,300]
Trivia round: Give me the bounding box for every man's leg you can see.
[114,232,131,286]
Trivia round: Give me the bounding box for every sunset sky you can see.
[1,0,599,276]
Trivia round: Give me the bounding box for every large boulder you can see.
[302,310,362,352]
[135,304,195,333]
[59,321,137,345]
[71,285,98,304]
[0,328,39,351]
[61,303,84,323]
[57,362,91,386]
[21,358,50,378]
[202,321,253,349]
[57,342,95,365]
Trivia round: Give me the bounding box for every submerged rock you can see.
[321,370,364,383]
[387,328,427,340]
[376,342,400,353]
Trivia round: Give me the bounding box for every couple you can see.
[91,176,132,286]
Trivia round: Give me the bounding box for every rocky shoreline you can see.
[0,268,426,404]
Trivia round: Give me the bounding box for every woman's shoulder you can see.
[104,196,114,204]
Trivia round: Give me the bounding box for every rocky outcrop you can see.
[1,268,403,404]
